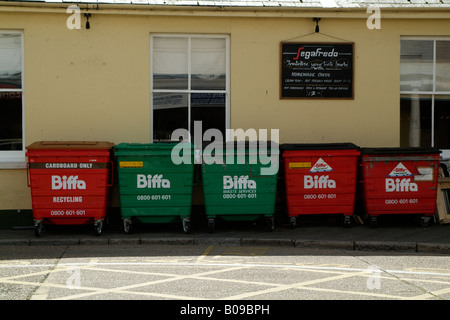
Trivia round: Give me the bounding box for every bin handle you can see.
[285,176,294,187]
[26,162,31,187]
[192,164,201,186]
[107,161,114,187]
[365,181,374,191]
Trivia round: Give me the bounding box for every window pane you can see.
[400,40,433,92]
[434,96,450,149]
[151,36,228,143]
[436,41,450,92]
[0,92,22,150]
[400,95,432,147]
[153,37,188,90]
[191,93,225,140]
[153,93,188,141]
[191,38,226,90]
[0,33,22,89]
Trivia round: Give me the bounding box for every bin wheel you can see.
[208,218,215,233]
[419,216,431,227]
[289,217,297,229]
[123,219,133,234]
[266,218,275,232]
[94,220,103,236]
[182,219,191,234]
[343,215,352,228]
[34,221,42,237]
[369,216,377,228]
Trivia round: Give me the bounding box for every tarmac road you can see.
[0,243,449,303]
[0,214,450,304]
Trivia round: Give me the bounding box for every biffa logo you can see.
[137,174,170,189]
[51,176,86,190]
[223,175,256,190]
[385,178,417,192]
[310,158,333,173]
[304,175,336,189]
[385,162,417,192]
[388,162,413,177]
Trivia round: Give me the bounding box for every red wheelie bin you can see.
[26,141,114,236]
[281,143,360,227]
[360,147,441,227]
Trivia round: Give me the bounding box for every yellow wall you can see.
[1,7,450,209]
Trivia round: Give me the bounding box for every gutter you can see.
[1,1,450,18]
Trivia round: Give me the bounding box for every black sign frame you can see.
[280,42,354,99]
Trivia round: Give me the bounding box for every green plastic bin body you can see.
[201,142,279,230]
[114,142,194,229]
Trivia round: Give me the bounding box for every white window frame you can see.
[401,37,450,154]
[0,30,25,169]
[150,33,230,143]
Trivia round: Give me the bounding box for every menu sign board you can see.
[281,42,354,99]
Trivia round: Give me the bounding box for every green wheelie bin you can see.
[114,142,194,234]
[201,141,279,232]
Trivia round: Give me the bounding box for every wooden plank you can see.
[436,177,450,224]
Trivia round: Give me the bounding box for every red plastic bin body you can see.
[26,141,114,225]
[281,143,360,217]
[360,147,441,217]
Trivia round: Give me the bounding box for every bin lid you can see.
[280,142,359,151]
[203,140,278,147]
[114,142,192,150]
[361,147,441,155]
[113,142,194,157]
[27,141,114,150]
[202,141,279,154]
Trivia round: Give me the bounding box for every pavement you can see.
[1,214,449,254]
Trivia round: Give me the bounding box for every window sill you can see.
[0,160,27,169]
